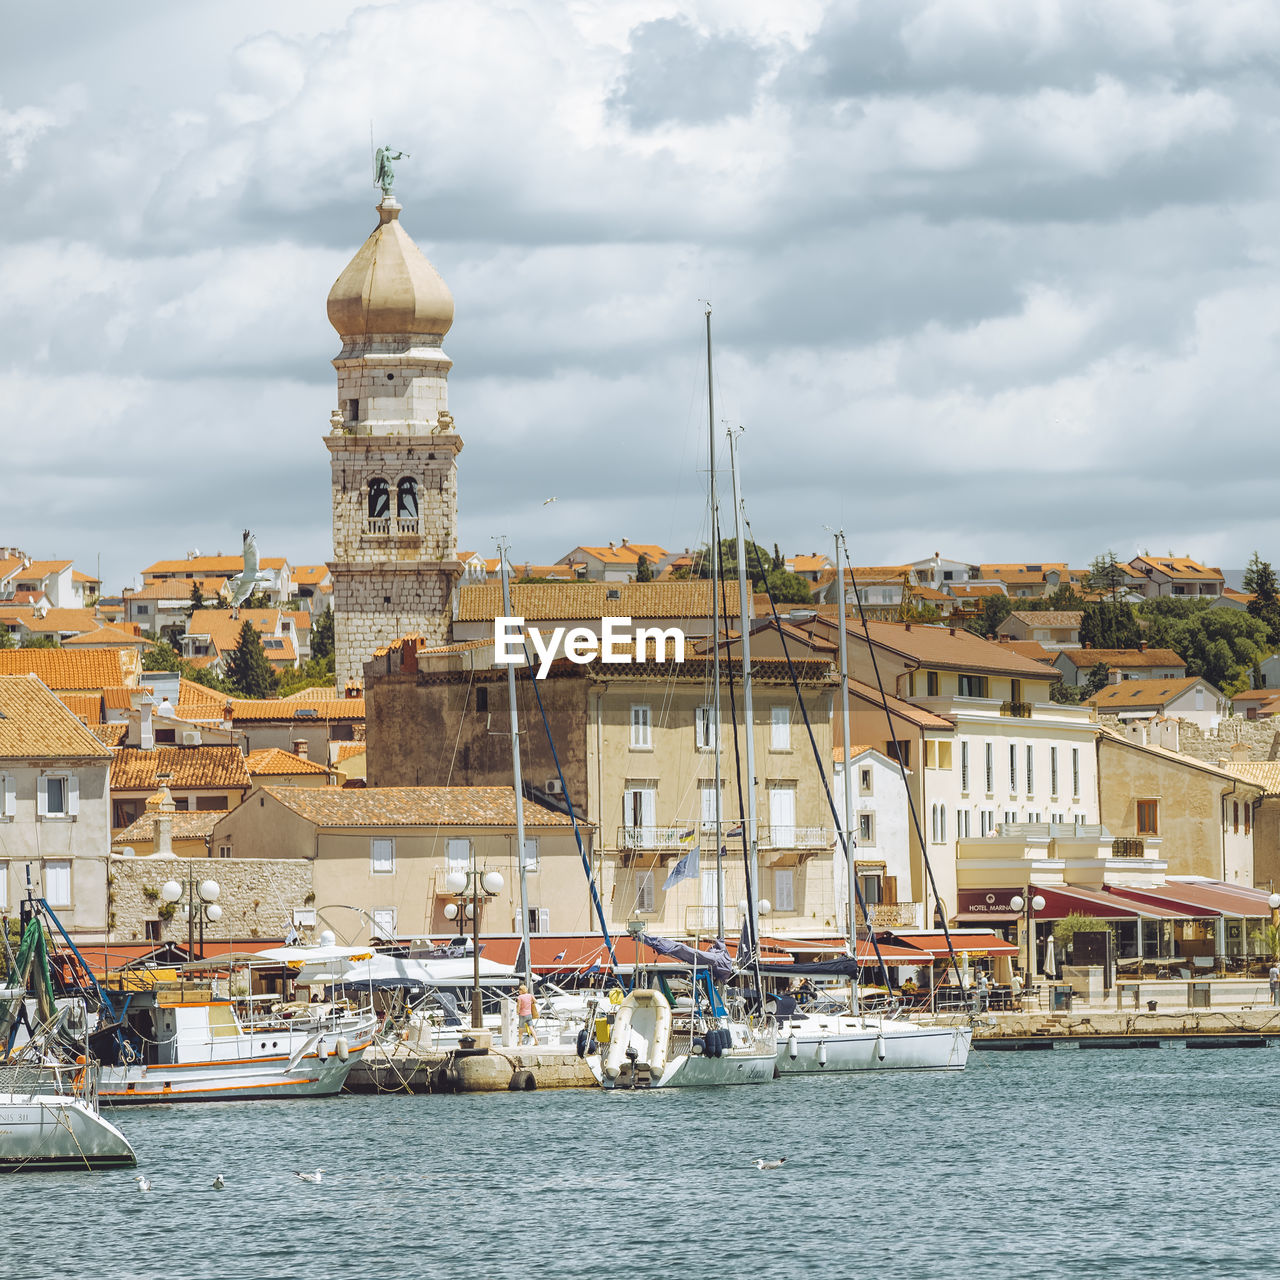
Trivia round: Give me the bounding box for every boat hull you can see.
[593,1047,778,1089]
[776,1017,971,1073]
[0,1095,136,1170]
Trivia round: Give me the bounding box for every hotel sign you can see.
[958,889,1022,915]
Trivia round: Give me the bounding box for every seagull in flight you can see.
[295,1168,324,1183]
[542,497,558,505]
[212,1175,225,1190]
[134,1174,153,1192]
[751,1157,787,1171]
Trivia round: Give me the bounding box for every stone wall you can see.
[108,856,312,945]
[1104,714,1280,763]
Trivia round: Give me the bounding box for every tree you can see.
[225,621,277,698]
[188,579,204,615]
[635,554,653,583]
[763,569,812,605]
[1079,600,1141,650]
[0,627,11,650]
[24,636,60,649]
[966,593,1013,638]
[1158,609,1268,693]
[144,640,183,672]
[311,607,334,662]
[691,538,772,585]
[1047,582,1083,610]
[1084,551,1129,602]
[1243,552,1280,647]
[1081,662,1112,700]
[772,543,785,574]
[277,656,336,697]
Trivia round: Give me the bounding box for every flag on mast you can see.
[662,829,700,890]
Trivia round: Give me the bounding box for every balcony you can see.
[1112,837,1145,859]
[856,901,924,929]
[1000,700,1033,718]
[365,517,421,536]
[758,826,831,851]
[684,905,743,933]
[618,826,700,852]
[365,517,391,535]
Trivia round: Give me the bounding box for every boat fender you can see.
[509,1068,537,1092]
[875,1034,886,1062]
[692,1037,706,1056]
[786,1032,798,1060]
[576,1028,589,1058]
[816,1040,828,1067]
[712,1029,725,1058]
[335,1036,350,1062]
[317,1039,329,1061]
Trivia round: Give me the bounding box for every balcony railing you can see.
[684,905,743,933]
[396,517,420,535]
[618,826,699,851]
[1000,700,1033,718]
[856,901,924,929]
[759,826,831,850]
[365,517,422,536]
[365,517,391,535]
[1112,837,1146,858]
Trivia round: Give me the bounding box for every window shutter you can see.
[1,775,13,817]
[37,778,48,818]
[538,907,550,933]
[884,875,897,904]
[68,774,79,817]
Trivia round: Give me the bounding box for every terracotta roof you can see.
[948,583,1007,598]
[455,581,743,622]
[291,565,331,586]
[1056,648,1185,670]
[847,677,953,730]
[143,554,286,577]
[72,569,100,585]
[1220,762,1280,796]
[180,687,365,723]
[565,543,668,565]
[17,607,100,634]
[90,723,128,746]
[245,747,331,777]
[102,686,139,710]
[7,559,73,577]
[110,745,252,792]
[1004,611,1083,627]
[1128,556,1223,581]
[0,648,132,690]
[112,811,222,844]
[833,744,879,763]
[56,693,103,724]
[186,609,287,656]
[1086,676,1205,711]
[0,677,114,760]
[845,621,1059,679]
[333,742,367,763]
[787,555,831,573]
[260,785,575,828]
[126,580,203,601]
[62,625,151,649]
[994,639,1056,663]
[286,611,312,631]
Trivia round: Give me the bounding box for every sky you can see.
[5,0,1280,593]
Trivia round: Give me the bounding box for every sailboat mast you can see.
[726,429,760,954]
[834,532,860,1016]
[706,306,725,939]
[499,541,533,986]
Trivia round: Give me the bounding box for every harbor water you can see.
[14,1048,1280,1280]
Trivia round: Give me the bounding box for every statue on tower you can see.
[374,144,408,198]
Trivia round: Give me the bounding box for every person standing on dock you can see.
[1270,962,1280,1008]
[516,984,539,1046]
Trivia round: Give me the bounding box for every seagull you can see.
[134,1174,153,1192]
[751,1157,787,1171]
[212,1175,225,1190]
[224,529,274,609]
[542,497,558,505]
[295,1168,324,1183]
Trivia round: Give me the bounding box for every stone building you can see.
[325,185,464,691]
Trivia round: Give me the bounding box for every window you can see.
[699,783,719,831]
[447,838,471,872]
[521,838,539,871]
[372,908,397,940]
[195,796,229,811]
[528,906,551,934]
[1009,745,1018,793]
[1011,678,1022,704]
[985,743,994,794]
[980,810,993,836]
[957,809,971,838]
[1050,747,1059,796]
[475,686,488,713]
[768,785,796,846]
[859,873,883,905]
[931,804,939,843]
[1026,746,1034,796]
[145,919,161,942]
[0,862,6,910]
[694,705,714,750]
[926,670,939,696]
[1246,804,1252,836]
[1072,748,1080,798]
[371,837,395,874]
[367,477,390,519]
[701,867,725,907]
[1233,802,1240,834]
[0,774,13,819]
[958,674,988,697]
[218,844,232,858]
[154,728,176,745]
[888,740,911,768]
[44,860,71,907]
[940,807,947,842]
[859,767,872,795]
[858,813,874,844]
[396,476,419,519]
[770,705,791,750]
[960,742,969,793]
[774,868,795,913]
[39,775,75,819]
[636,869,656,913]
[624,787,657,843]
[1137,800,1159,835]
[1004,810,1018,825]
[1195,686,1205,711]
[630,704,652,749]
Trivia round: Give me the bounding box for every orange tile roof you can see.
[1128,556,1223,581]
[948,583,1007,598]
[995,639,1056,663]
[102,686,139,710]
[18,608,100,634]
[245,747,331,777]
[90,723,128,747]
[1005,611,1083,627]
[333,742,367,763]
[72,569,100,584]
[126,580,205,601]
[286,611,312,631]
[112,810,223,844]
[1057,648,1185,670]
[110,745,252,793]
[842,621,1059,679]
[833,744,879,763]
[568,543,668,565]
[455,581,743,622]
[261,785,574,828]
[0,648,132,691]
[1086,676,1206,711]
[847,676,953,730]
[62,625,152,649]
[11,560,73,577]
[56,693,103,724]
[787,555,831,573]
[291,565,331,586]
[0,677,113,760]
[178,685,364,723]
[186,609,286,657]
[143,555,257,577]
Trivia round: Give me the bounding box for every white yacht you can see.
[775,1006,971,1073]
[0,1060,136,1170]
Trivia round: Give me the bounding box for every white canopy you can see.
[329,952,519,988]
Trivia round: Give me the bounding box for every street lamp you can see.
[1009,890,1046,981]
[161,871,221,958]
[1268,893,1280,965]
[443,867,505,1028]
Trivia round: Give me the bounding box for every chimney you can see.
[293,738,309,761]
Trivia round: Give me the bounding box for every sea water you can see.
[12,1049,1280,1280]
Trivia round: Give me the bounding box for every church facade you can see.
[324,190,463,690]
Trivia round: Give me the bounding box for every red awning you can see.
[1033,885,1184,920]
[480,935,616,972]
[886,930,1019,958]
[1109,881,1274,919]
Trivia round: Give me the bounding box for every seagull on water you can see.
[295,1168,324,1183]
[212,1175,225,1190]
[751,1157,787,1171]
[134,1174,153,1192]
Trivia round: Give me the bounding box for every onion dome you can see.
[326,199,454,338]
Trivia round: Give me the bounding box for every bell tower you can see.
[324,191,463,691]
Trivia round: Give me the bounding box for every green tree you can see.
[24,635,60,650]
[0,627,11,650]
[1081,662,1112,700]
[225,621,277,698]
[143,640,183,672]
[1047,581,1083,610]
[966,593,1013,638]
[1084,551,1129,602]
[188,579,204,615]
[311,607,334,662]
[277,656,336,697]
[763,569,812,605]
[1157,609,1268,693]
[1080,600,1141,650]
[691,538,773,585]
[635,554,653,583]
[772,543,785,574]
[1243,552,1280,647]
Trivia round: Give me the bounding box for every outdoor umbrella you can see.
[1043,931,1058,980]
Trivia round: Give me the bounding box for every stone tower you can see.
[325,192,463,691]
